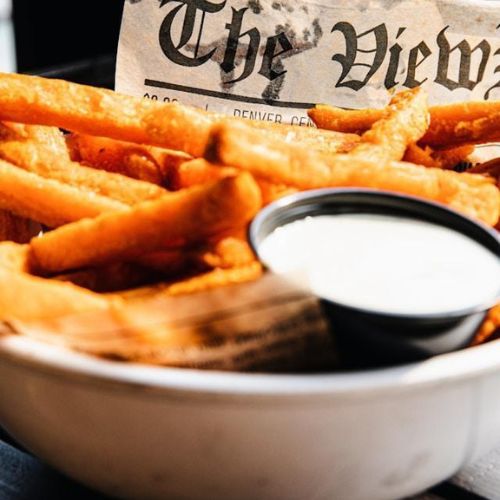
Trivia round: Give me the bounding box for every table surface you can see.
[0,429,497,500]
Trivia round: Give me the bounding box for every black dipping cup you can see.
[249,189,500,368]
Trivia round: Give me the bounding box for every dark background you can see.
[13,2,124,72]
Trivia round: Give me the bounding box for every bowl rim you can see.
[1,333,500,400]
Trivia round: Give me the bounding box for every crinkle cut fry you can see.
[0,132,169,205]
[309,101,500,147]
[29,173,262,274]
[0,158,127,227]
[206,121,500,226]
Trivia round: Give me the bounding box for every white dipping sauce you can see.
[259,214,500,316]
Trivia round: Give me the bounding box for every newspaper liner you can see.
[5,273,337,372]
[117,0,500,123]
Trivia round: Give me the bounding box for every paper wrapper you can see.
[117,0,500,123]
[6,273,338,372]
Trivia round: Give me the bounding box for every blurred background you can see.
[1,1,123,85]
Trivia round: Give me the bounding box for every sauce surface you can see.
[258,214,500,316]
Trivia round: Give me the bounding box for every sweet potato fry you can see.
[0,139,169,206]
[169,159,237,190]
[310,101,500,148]
[206,122,500,225]
[30,173,262,274]
[0,159,127,227]
[67,133,191,186]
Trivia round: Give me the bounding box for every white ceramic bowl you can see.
[1,334,500,500]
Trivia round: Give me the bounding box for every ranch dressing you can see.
[258,214,500,316]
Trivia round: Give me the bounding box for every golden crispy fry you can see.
[403,144,441,168]
[206,122,500,225]
[451,113,500,147]
[0,74,360,159]
[169,158,237,190]
[347,88,430,163]
[256,178,298,204]
[309,106,385,134]
[0,122,69,158]
[67,133,191,186]
[432,145,475,170]
[0,124,168,205]
[0,211,40,243]
[0,242,30,272]
[200,236,256,269]
[0,72,213,157]
[472,304,500,346]
[30,173,262,274]
[310,101,500,147]
[0,158,127,227]
[0,266,109,322]
[247,120,360,155]
[403,144,475,170]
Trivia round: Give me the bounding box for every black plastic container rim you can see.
[249,188,500,322]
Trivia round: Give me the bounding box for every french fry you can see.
[0,242,30,272]
[0,138,169,206]
[310,100,500,148]
[169,158,237,190]
[206,121,500,225]
[247,120,360,155]
[29,173,262,274]
[0,122,69,158]
[472,304,500,346]
[256,178,298,204]
[0,72,214,157]
[67,133,191,186]
[0,74,360,159]
[347,88,430,163]
[0,266,110,322]
[403,144,441,168]
[403,144,475,170]
[432,145,475,170]
[0,159,127,227]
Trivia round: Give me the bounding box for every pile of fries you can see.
[0,72,498,367]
